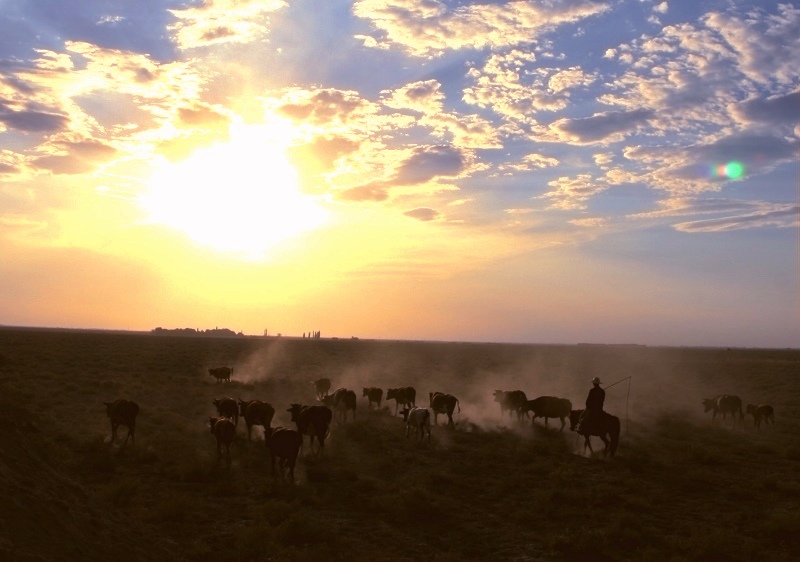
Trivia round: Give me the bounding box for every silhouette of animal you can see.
[237,399,275,440]
[265,427,302,483]
[311,377,331,400]
[745,404,775,430]
[322,388,357,424]
[569,409,619,457]
[493,390,528,420]
[209,367,233,383]
[400,407,431,441]
[213,397,239,426]
[702,395,744,427]
[208,416,235,462]
[104,399,139,447]
[521,396,572,431]
[287,404,333,454]
[386,387,416,415]
[429,392,460,427]
[362,387,383,409]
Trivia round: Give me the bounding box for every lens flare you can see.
[711,161,745,180]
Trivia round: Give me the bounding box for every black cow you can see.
[237,399,275,440]
[213,397,239,426]
[209,416,235,462]
[745,404,775,430]
[362,387,383,409]
[104,399,139,447]
[493,390,528,420]
[311,377,331,400]
[386,387,416,415]
[209,367,233,383]
[287,404,333,454]
[429,392,460,427]
[520,396,572,431]
[702,395,744,427]
[265,427,302,483]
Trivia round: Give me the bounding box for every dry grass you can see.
[0,328,799,561]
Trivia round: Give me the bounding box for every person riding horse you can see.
[575,376,605,433]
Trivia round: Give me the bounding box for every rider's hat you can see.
[591,377,602,385]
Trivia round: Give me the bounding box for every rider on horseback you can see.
[575,376,605,433]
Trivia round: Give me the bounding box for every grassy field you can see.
[0,328,798,561]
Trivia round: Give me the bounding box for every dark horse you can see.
[569,409,620,457]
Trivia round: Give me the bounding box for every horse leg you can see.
[584,435,593,456]
[599,434,610,455]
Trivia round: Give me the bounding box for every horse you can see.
[569,409,619,457]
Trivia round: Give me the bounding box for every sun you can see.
[140,120,328,258]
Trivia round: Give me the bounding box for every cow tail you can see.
[456,399,461,413]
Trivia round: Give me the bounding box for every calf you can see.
[745,404,775,430]
[104,399,139,447]
[209,416,235,462]
[237,399,276,440]
[400,407,431,441]
[209,366,233,383]
[265,427,303,483]
[213,397,239,426]
[362,387,383,409]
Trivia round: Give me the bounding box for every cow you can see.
[493,390,528,420]
[208,416,235,462]
[400,407,431,441]
[311,377,331,400]
[237,399,276,440]
[322,388,357,424]
[745,404,775,430]
[265,427,303,483]
[362,387,384,409]
[213,397,239,426]
[702,395,745,427]
[520,396,572,431]
[104,399,139,447]
[386,387,416,415]
[209,367,233,383]
[429,392,460,427]
[287,404,333,454]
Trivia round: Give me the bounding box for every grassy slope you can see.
[0,329,798,561]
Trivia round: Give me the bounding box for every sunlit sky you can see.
[1,0,798,347]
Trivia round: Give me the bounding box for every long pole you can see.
[603,376,632,435]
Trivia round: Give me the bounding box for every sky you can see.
[0,0,798,348]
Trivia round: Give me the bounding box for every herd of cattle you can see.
[701,394,775,429]
[102,371,777,483]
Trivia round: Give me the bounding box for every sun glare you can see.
[140,120,327,258]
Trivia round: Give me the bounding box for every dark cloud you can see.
[0,108,69,133]
[393,145,465,185]
[32,155,94,175]
[552,109,653,144]
[734,91,800,124]
[404,207,441,221]
[32,139,117,174]
[0,162,19,174]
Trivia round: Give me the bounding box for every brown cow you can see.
[520,396,572,431]
[237,399,275,440]
[702,395,744,427]
[287,404,333,455]
[745,404,775,430]
[209,367,233,383]
[213,397,239,426]
[311,377,331,400]
[104,399,139,447]
[429,392,460,427]
[209,416,235,462]
[265,427,302,483]
[386,387,416,415]
[362,387,384,409]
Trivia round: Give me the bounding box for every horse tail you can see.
[609,415,620,456]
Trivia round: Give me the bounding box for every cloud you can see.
[628,198,800,232]
[547,109,653,144]
[404,207,441,221]
[538,173,605,210]
[0,107,69,133]
[673,205,800,232]
[731,90,800,126]
[353,0,611,58]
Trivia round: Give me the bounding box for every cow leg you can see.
[559,417,565,432]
